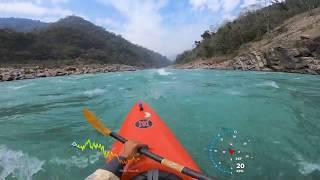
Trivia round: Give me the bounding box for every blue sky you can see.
[0,0,262,59]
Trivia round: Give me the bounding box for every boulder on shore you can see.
[231,38,320,75]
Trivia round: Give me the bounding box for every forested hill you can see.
[0,18,49,32]
[0,16,171,68]
[175,0,320,64]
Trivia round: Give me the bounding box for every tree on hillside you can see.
[175,0,320,63]
[201,30,212,40]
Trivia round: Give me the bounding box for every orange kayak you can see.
[111,101,201,179]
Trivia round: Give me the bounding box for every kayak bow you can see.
[83,101,216,180]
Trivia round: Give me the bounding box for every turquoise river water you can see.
[0,69,319,180]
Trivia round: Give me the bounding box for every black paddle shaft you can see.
[109,132,217,180]
[110,132,127,143]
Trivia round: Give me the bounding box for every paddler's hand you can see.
[120,140,147,159]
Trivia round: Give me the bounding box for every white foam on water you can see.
[225,89,242,96]
[299,162,320,175]
[258,81,280,88]
[273,140,281,144]
[83,88,105,97]
[50,156,87,169]
[50,152,101,169]
[296,154,320,175]
[8,84,31,90]
[157,69,172,76]
[287,87,297,91]
[0,145,45,180]
[151,90,162,100]
[56,79,68,83]
[125,77,134,81]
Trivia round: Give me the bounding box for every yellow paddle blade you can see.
[83,108,111,136]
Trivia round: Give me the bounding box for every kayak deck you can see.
[111,101,201,179]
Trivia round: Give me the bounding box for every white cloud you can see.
[0,0,72,22]
[95,0,268,58]
[240,0,257,8]
[0,2,71,16]
[223,0,240,12]
[95,17,122,30]
[99,0,265,58]
[0,0,69,5]
[189,0,222,12]
[189,0,244,12]
[223,13,237,21]
[189,0,210,9]
[50,0,69,4]
[97,0,210,59]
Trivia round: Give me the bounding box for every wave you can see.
[125,77,134,81]
[8,84,31,90]
[83,88,105,97]
[296,154,320,175]
[150,89,163,100]
[225,89,242,96]
[299,162,320,175]
[287,87,297,91]
[49,152,101,169]
[56,79,68,83]
[157,69,172,76]
[257,81,280,89]
[0,145,44,180]
[273,140,281,144]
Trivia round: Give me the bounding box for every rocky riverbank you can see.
[174,8,320,75]
[173,36,320,75]
[232,42,320,75]
[0,64,138,82]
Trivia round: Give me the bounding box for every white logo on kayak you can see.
[144,112,151,118]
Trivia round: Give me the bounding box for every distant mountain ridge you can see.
[0,17,49,32]
[0,16,171,68]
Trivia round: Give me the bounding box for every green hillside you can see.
[0,17,49,32]
[175,0,320,64]
[0,16,170,68]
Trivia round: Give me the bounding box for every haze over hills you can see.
[0,16,171,68]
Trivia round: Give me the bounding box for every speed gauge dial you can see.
[208,128,254,176]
